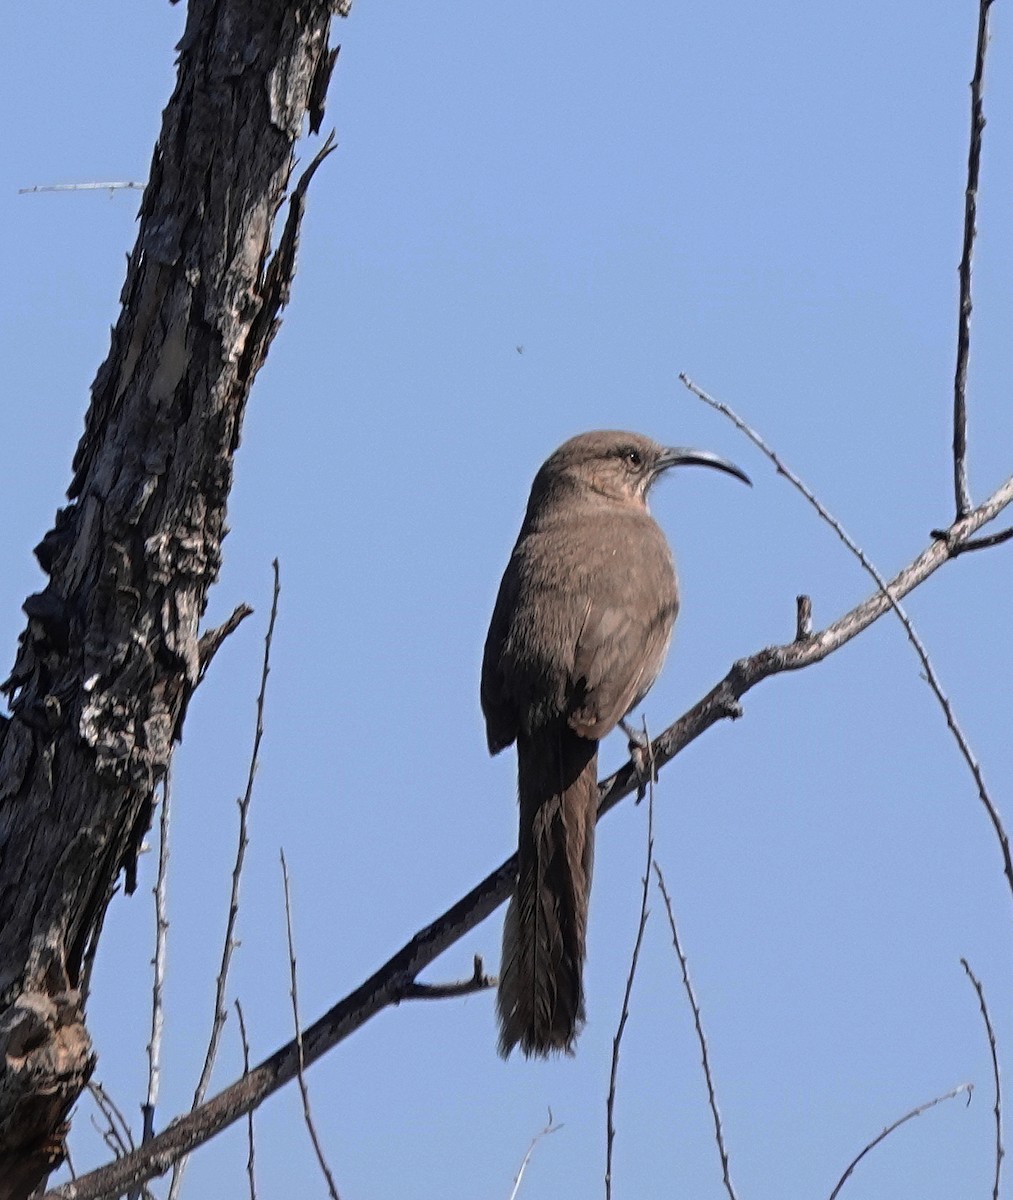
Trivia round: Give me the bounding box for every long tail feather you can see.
[497,726,598,1057]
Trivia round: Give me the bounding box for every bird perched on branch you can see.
[482,430,750,1057]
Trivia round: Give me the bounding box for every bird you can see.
[481,430,750,1057]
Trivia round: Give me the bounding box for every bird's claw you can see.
[620,719,654,803]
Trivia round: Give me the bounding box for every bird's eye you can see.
[624,448,643,468]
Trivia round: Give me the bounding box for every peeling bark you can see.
[0,3,341,1194]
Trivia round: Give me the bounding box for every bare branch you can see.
[931,525,1013,556]
[827,1083,973,1199]
[132,769,172,1200]
[197,603,255,686]
[85,1085,157,1200]
[145,768,172,1121]
[243,132,339,372]
[794,594,813,641]
[953,0,996,518]
[234,1000,257,1200]
[681,375,1013,904]
[281,851,341,1200]
[87,1116,118,1163]
[962,959,1004,1200]
[605,727,655,1200]
[87,1083,134,1159]
[401,955,495,1000]
[507,1110,563,1200]
[169,564,280,1200]
[655,864,738,1200]
[18,182,145,195]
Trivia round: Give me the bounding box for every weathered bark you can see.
[0,3,340,1195]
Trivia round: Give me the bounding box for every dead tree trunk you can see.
[0,3,339,1195]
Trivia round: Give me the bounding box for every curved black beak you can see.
[655,446,752,488]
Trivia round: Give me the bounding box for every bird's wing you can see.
[481,555,522,754]
[567,595,675,741]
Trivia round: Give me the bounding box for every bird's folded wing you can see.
[567,601,662,740]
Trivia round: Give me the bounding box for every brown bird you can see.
[482,430,750,1057]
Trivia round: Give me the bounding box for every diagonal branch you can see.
[828,1083,972,1199]
[931,525,1013,557]
[196,604,255,687]
[507,1111,563,1200]
[44,470,1013,1200]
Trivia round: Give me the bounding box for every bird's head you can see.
[529,430,751,510]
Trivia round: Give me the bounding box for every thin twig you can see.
[507,1110,563,1200]
[18,181,145,194]
[931,525,1013,556]
[402,955,495,999]
[655,864,738,1200]
[952,0,996,518]
[281,850,341,1200]
[828,1083,973,1199]
[197,602,255,686]
[146,769,172,1114]
[88,1115,119,1162]
[168,563,281,1200]
[79,1097,158,1200]
[87,1083,135,1157]
[44,473,1013,1200]
[962,959,1004,1200]
[133,767,172,1200]
[682,375,1013,904]
[795,594,813,641]
[605,729,655,1200]
[235,1000,257,1200]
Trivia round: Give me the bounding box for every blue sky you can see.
[4,2,1013,1197]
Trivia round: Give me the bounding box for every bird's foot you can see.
[619,718,655,803]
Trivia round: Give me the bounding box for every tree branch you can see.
[281,851,341,1200]
[952,0,996,518]
[655,864,738,1200]
[401,956,494,1000]
[506,1111,563,1200]
[931,525,1013,557]
[827,1083,972,1199]
[233,1000,257,1200]
[605,762,654,1200]
[196,604,254,687]
[169,563,281,1200]
[962,959,1003,1200]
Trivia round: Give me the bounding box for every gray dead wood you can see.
[0,3,340,1196]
